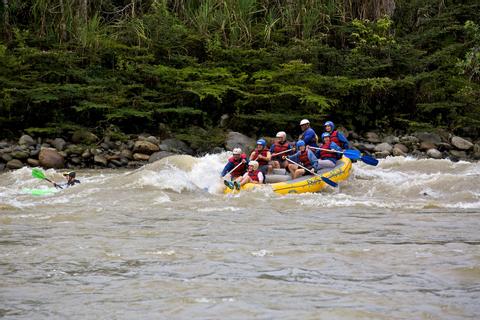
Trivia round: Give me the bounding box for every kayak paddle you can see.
[32,168,61,188]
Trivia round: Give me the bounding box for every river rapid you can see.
[1,154,479,319]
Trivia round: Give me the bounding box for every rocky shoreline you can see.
[0,130,479,171]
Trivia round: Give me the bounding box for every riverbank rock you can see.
[415,132,442,145]
[38,148,64,168]
[50,138,67,151]
[451,136,473,150]
[94,155,108,166]
[225,131,256,153]
[374,143,393,154]
[427,148,442,159]
[72,130,99,144]
[159,138,193,155]
[6,159,24,169]
[18,135,35,147]
[133,140,160,154]
[365,132,381,143]
[133,153,150,161]
[149,151,175,163]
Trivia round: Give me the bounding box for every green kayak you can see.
[22,188,58,196]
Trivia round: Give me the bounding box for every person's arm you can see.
[257,172,264,184]
[287,152,299,163]
[221,162,234,177]
[302,129,314,145]
[249,151,257,161]
[330,142,342,152]
[338,132,349,149]
[265,151,272,161]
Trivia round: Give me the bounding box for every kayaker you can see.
[221,148,248,180]
[269,131,293,171]
[317,132,342,169]
[285,140,320,179]
[323,121,349,149]
[227,160,263,190]
[299,119,319,149]
[249,139,271,176]
[54,171,80,189]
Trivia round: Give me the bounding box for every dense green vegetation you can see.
[1,0,479,145]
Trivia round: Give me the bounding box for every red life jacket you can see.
[251,148,269,166]
[298,150,312,169]
[330,130,340,146]
[272,141,291,160]
[320,142,337,159]
[228,154,247,177]
[248,169,260,182]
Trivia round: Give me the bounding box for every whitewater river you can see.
[1,154,479,319]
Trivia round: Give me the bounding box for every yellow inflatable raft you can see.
[224,156,352,195]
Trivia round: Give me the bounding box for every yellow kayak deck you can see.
[224,156,352,195]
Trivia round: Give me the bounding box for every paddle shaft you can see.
[286,157,338,187]
[226,161,245,176]
[271,149,292,157]
[309,146,343,154]
[286,158,317,176]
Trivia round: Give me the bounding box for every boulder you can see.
[149,151,175,163]
[11,151,29,159]
[374,150,391,158]
[38,148,65,168]
[414,132,442,145]
[473,143,480,160]
[399,135,420,147]
[120,149,133,160]
[225,132,256,153]
[383,135,399,144]
[374,142,393,154]
[426,148,442,159]
[419,141,436,151]
[436,142,452,151]
[159,138,193,155]
[365,132,381,143]
[64,144,85,155]
[18,134,35,146]
[81,149,92,159]
[70,157,82,165]
[449,150,467,159]
[392,147,407,157]
[451,136,473,150]
[0,163,5,171]
[6,159,24,169]
[71,130,99,144]
[1,153,13,162]
[94,155,108,166]
[133,140,160,155]
[27,158,40,166]
[133,153,150,161]
[145,136,160,145]
[355,143,376,152]
[393,143,409,154]
[51,138,66,151]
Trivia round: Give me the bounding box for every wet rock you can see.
[159,138,194,155]
[394,143,409,154]
[426,148,442,159]
[355,143,376,152]
[0,141,10,148]
[11,151,29,159]
[374,142,393,154]
[149,151,175,163]
[133,153,150,161]
[419,141,436,151]
[436,142,452,151]
[451,136,473,150]
[365,132,381,143]
[38,148,65,168]
[106,154,121,162]
[220,114,229,127]
[392,147,407,157]
[6,159,24,169]
[51,138,66,151]
[449,150,467,159]
[81,149,92,159]
[225,132,256,154]
[399,135,420,148]
[133,140,160,155]
[1,153,13,162]
[383,135,399,144]
[19,135,35,146]
[65,144,85,155]
[120,149,133,160]
[27,158,40,166]
[472,143,480,160]
[0,163,5,171]
[414,132,442,145]
[374,151,391,158]
[211,147,224,154]
[71,130,99,144]
[94,155,108,166]
[127,161,144,168]
[70,157,82,165]
[30,149,40,157]
[110,160,123,167]
[145,136,160,145]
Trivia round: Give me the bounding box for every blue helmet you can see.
[321,132,331,140]
[324,121,335,130]
[296,140,306,148]
[256,139,266,147]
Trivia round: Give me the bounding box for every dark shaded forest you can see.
[1,0,479,146]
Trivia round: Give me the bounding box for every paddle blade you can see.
[342,149,361,160]
[321,176,338,188]
[361,155,379,166]
[32,168,46,180]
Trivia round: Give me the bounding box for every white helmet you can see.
[232,148,242,155]
[276,131,286,138]
[300,119,310,126]
[249,160,259,170]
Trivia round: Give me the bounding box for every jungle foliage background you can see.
[1,0,479,145]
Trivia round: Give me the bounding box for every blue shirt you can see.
[300,128,318,148]
[288,149,320,171]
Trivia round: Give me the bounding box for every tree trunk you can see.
[59,0,67,42]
